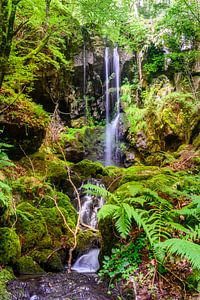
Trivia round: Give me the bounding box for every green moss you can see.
[41,191,75,210]
[120,165,160,185]
[60,126,89,143]
[72,159,108,179]
[0,98,49,129]
[40,207,76,248]
[16,203,51,253]
[31,249,64,272]
[13,175,53,204]
[0,228,21,265]
[114,181,145,200]
[0,269,15,300]
[76,230,102,252]
[15,256,44,275]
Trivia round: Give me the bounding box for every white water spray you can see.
[71,248,100,273]
[104,46,121,166]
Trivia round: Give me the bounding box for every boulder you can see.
[0,98,49,160]
[0,228,21,265]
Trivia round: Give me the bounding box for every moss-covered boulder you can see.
[30,249,64,272]
[13,175,53,205]
[15,203,51,253]
[40,207,76,248]
[76,230,102,253]
[120,165,160,185]
[124,77,200,166]
[15,256,44,275]
[0,268,15,300]
[0,98,49,159]
[72,159,108,179]
[59,126,104,163]
[0,228,21,265]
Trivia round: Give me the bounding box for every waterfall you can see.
[83,41,88,117]
[71,249,100,273]
[79,179,105,229]
[104,46,121,166]
[71,179,105,273]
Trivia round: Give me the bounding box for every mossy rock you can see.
[98,218,118,258]
[16,203,51,253]
[0,98,49,159]
[114,181,145,200]
[0,268,15,300]
[41,191,75,210]
[72,159,108,179]
[15,256,45,275]
[0,228,21,265]
[76,230,102,253]
[120,165,160,185]
[12,175,53,205]
[30,249,64,272]
[40,207,76,248]
[144,152,175,166]
[19,151,69,178]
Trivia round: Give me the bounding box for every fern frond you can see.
[83,183,116,202]
[184,224,200,242]
[158,238,200,270]
[125,196,147,206]
[168,221,189,233]
[114,204,132,238]
[97,204,119,220]
[0,191,9,207]
[191,195,200,206]
[175,207,200,218]
[16,209,33,221]
[0,181,11,192]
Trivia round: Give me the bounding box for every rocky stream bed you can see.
[7,272,118,300]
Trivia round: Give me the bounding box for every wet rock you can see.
[0,99,49,160]
[135,131,148,150]
[15,256,45,276]
[7,272,118,300]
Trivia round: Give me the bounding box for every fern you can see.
[83,183,116,202]
[184,224,200,242]
[97,204,119,220]
[157,239,200,270]
[16,209,33,221]
[114,204,132,238]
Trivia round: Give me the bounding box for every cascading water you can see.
[71,249,100,273]
[71,179,105,273]
[79,179,105,229]
[104,46,121,166]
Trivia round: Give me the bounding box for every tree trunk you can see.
[0,0,20,88]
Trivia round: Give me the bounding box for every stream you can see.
[7,179,110,300]
[7,272,117,300]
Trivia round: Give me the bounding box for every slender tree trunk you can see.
[45,0,51,29]
[0,0,20,88]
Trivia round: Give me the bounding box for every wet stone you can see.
[7,272,117,300]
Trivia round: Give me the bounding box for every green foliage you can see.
[99,238,144,285]
[0,269,15,300]
[15,256,44,275]
[16,202,52,252]
[0,144,14,223]
[0,228,21,265]
[158,239,200,270]
[86,168,200,274]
